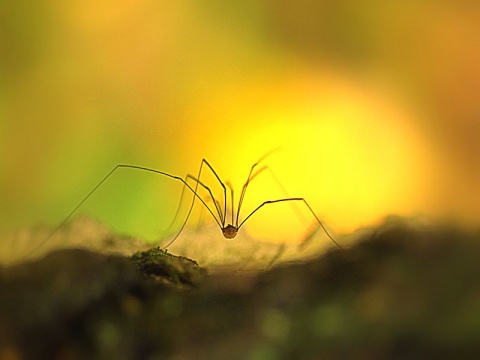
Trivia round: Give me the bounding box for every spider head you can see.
[222,224,238,239]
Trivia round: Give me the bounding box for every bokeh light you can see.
[1,1,479,249]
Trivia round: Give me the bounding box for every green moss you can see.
[131,247,208,289]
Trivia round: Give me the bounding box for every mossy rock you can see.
[131,246,208,289]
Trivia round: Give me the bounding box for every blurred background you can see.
[1,1,479,246]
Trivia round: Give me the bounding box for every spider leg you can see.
[238,197,343,250]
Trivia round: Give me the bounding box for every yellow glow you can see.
[176,68,434,243]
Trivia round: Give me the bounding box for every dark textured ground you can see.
[1,218,480,359]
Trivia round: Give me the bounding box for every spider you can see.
[19,150,343,265]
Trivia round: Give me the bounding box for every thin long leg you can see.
[238,197,343,250]
[262,167,310,226]
[137,161,226,248]
[200,160,227,228]
[226,181,235,225]
[25,164,223,260]
[162,173,224,235]
[236,165,268,226]
[161,158,229,248]
[185,174,225,225]
[236,164,306,227]
[235,148,282,227]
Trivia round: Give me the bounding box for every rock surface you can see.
[1,218,479,359]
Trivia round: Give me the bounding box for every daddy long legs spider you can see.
[20,151,343,264]
[164,153,343,250]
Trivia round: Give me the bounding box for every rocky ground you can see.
[1,217,479,359]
